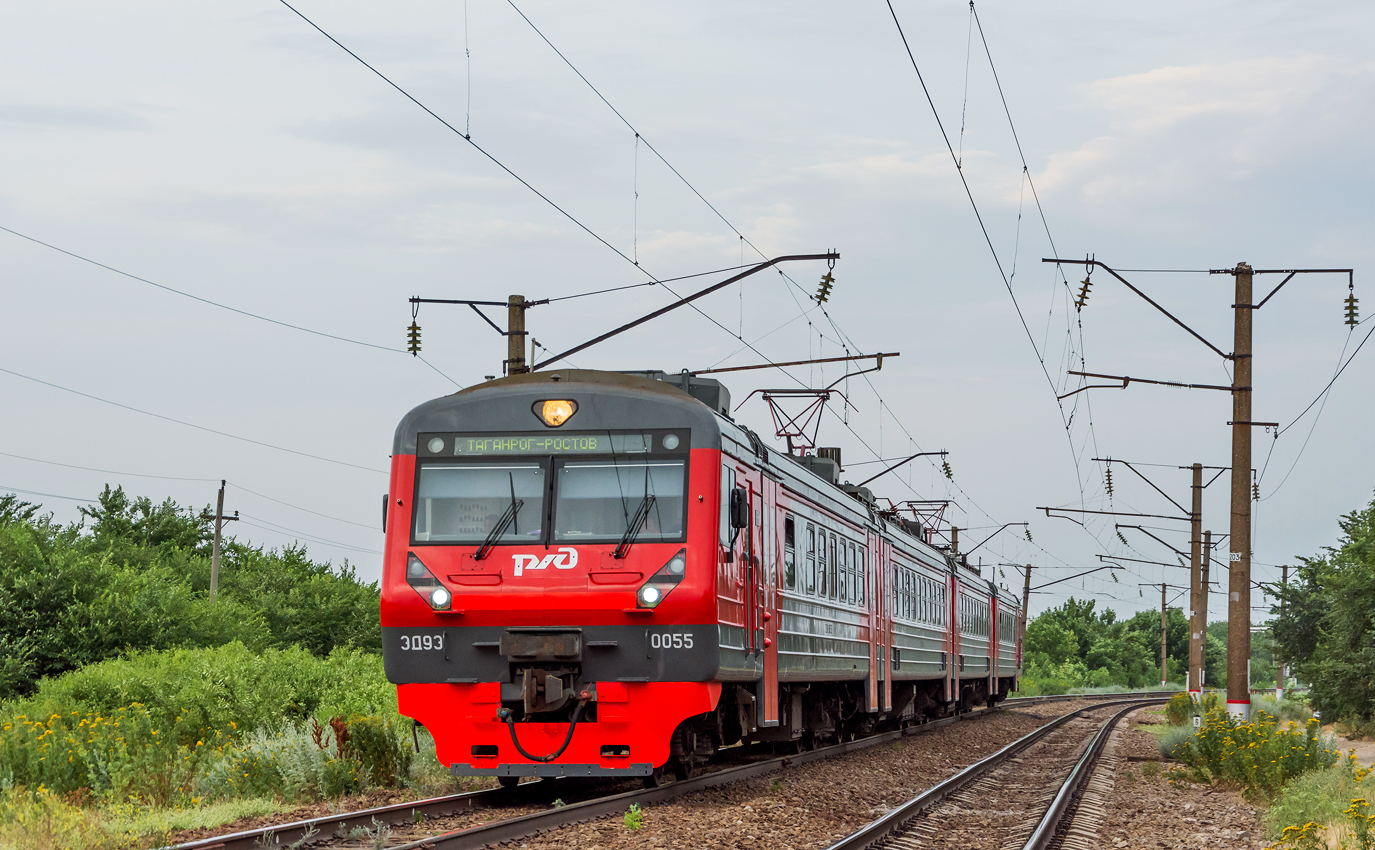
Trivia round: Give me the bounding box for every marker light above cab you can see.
[536,399,577,427]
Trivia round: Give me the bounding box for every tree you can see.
[1270,492,1375,722]
[0,486,381,700]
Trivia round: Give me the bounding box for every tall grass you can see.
[0,644,415,807]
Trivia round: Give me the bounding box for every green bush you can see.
[343,715,413,789]
[1172,710,1339,799]
[0,644,396,804]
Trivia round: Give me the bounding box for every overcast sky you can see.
[2,1,1371,622]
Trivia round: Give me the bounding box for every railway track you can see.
[823,697,1165,850]
[171,690,1175,850]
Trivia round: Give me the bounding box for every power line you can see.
[0,450,219,483]
[228,483,375,529]
[0,223,462,389]
[0,485,95,504]
[0,449,375,530]
[238,513,380,555]
[0,366,386,475]
[1258,320,1374,499]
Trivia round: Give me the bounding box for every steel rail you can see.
[1020,701,1153,849]
[820,696,1169,850]
[169,691,1177,850]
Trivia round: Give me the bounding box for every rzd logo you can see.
[512,547,579,577]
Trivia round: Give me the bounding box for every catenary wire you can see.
[295,1,1087,587]
[969,2,1102,504]
[275,0,813,378]
[0,366,386,475]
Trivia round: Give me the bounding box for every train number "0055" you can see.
[650,632,693,650]
[399,634,444,651]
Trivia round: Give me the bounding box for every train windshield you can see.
[553,459,686,542]
[412,462,546,543]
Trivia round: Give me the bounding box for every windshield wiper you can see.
[613,494,655,559]
[476,474,522,561]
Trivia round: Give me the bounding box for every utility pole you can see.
[206,480,239,603]
[1161,583,1169,687]
[507,294,528,374]
[1022,564,1033,632]
[1227,263,1254,719]
[1141,582,1187,687]
[1277,564,1288,700]
[1189,463,1203,700]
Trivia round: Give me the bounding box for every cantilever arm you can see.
[1044,258,1229,359]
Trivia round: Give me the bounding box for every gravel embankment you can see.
[1094,707,1267,849]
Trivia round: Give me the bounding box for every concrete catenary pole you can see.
[1201,530,1212,692]
[507,294,528,374]
[1228,263,1254,720]
[210,479,225,603]
[1189,462,1204,700]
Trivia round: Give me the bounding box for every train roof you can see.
[395,368,1016,607]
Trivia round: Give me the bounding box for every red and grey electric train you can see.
[381,369,1022,783]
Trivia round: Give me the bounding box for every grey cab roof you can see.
[392,369,725,455]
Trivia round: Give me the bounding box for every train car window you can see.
[828,534,838,601]
[816,528,827,598]
[806,524,817,595]
[721,466,736,545]
[783,516,796,590]
[856,544,865,607]
[838,538,849,603]
[412,462,546,543]
[891,566,899,614]
[553,459,685,542]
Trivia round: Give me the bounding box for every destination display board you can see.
[417,430,688,458]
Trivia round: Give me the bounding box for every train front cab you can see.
[380,371,739,779]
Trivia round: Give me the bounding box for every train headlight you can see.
[405,552,452,611]
[636,547,687,609]
[536,399,577,427]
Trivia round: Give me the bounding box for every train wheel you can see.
[671,758,692,782]
[497,776,521,790]
[642,766,666,788]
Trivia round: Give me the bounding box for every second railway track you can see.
[825,697,1166,850]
